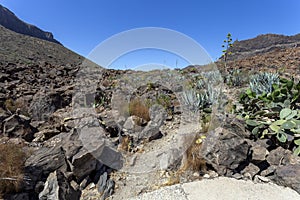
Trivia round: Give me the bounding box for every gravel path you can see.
[128,177,300,200]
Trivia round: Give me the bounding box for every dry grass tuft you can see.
[118,135,132,152]
[180,135,207,172]
[4,98,28,114]
[0,143,26,196]
[128,98,150,122]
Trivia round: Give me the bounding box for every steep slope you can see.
[225,45,300,76]
[0,25,84,66]
[0,4,60,44]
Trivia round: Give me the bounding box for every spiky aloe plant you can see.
[182,89,202,111]
[207,84,221,105]
[182,89,212,110]
[250,72,279,95]
[201,71,223,85]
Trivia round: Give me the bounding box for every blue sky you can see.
[1,0,300,69]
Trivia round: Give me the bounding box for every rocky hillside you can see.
[0,4,60,44]
[0,7,299,199]
[0,25,85,66]
[217,33,300,80]
[227,33,300,61]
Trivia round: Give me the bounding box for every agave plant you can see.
[249,72,279,95]
[207,84,221,105]
[201,71,223,85]
[182,89,202,111]
[225,69,245,86]
[182,89,208,112]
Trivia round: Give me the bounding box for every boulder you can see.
[97,172,108,194]
[273,164,300,194]
[2,114,36,141]
[123,116,144,133]
[60,129,83,160]
[78,126,123,170]
[200,127,251,175]
[251,144,269,162]
[138,104,167,140]
[39,170,81,200]
[29,91,67,121]
[24,145,67,190]
[33,129,61,142]
[159,148,182,170]
[71,150,98,182]
[97,172,115,200]
[241,163,260,179]
[266,147,289,166]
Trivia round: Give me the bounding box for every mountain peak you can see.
[0,4,61,44]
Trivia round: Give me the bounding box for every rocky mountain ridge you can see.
[0,4,60,44]
[227,33,300,61]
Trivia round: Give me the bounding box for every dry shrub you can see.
[128,98,150,122]
[180,135,206,172]
[118,135,132,152]
[0,143,26,195]
[4,98,28,114]
[132,116,145,126]
[119,135,130,151]
[4,99,15,112]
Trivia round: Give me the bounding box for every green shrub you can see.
[246,108,300,155]
[156,94,172,114]
[238,75,300,155]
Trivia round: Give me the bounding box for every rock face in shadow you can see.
[0,4,60,44]
[200,125,251,176]
[39,170,81,200]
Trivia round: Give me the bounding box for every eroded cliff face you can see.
[0,4,61,44]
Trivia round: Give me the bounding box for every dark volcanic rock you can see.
[241,163,260,179]
[24,145,67,192]
[138,104,167,140]
[0,4,60,44]
[96,171,115,200]
[266,147,287,166]
[39,170,81,200]
[71,150,98,182]
[3,114,37,142]
[251,144,269,162]
[29,90,67,121]
[200,126,251,176]
[273,164,300,194]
